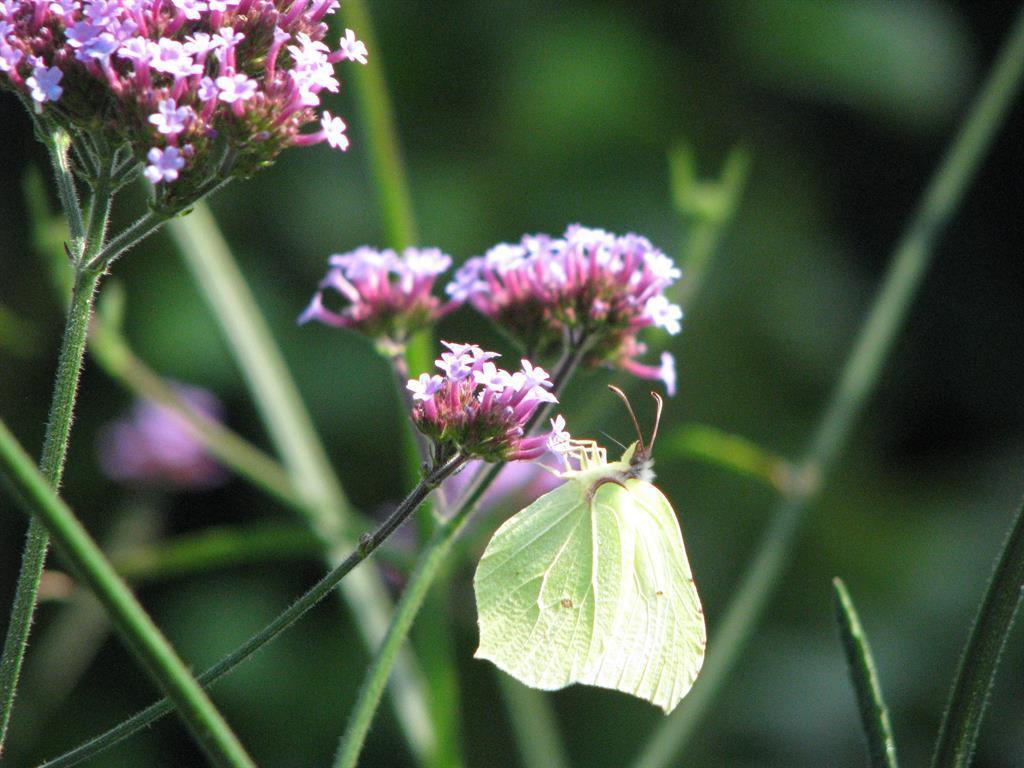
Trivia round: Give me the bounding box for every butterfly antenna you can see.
[599,430,629,451]
[648,392,664,453]
[608,385,645,453]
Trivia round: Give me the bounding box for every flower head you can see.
[0,0,367,209]
[446,225,684,394]
[408,342,566,463]
[98,383,226,489]
[298,246,459,344]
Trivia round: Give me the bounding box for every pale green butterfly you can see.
[474,388,706,714]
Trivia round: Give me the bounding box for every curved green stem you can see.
[931,499,1024,768]
[35,455,465,768]
[0,420,254,768]
[632,10,1024,768]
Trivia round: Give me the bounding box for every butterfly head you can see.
[608,385,662,484]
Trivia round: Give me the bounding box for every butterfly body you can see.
[474,440,706,714]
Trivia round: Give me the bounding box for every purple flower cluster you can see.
[299,246,458,344]
[447,225,682,395]
[98,382,225,489]
[0,0,365,203]
[407,341,565,463]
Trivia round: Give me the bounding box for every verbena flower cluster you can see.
[447,225,682,395]
[299,246,457,344]
[98,382,225,489]
[0,0,365,205]
[407,341,565,463]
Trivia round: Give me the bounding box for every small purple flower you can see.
[144,145,187,183]
[447,224,684,395]
[299,246,459,344]
[408,342,565,463]
[337,28,367,65]
[320,110,349,150]
[26,64,62,105]
[215,72,257,103]
[98,383,226,489]
[148,98,194,135]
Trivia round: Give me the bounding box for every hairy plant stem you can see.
[332,341,585,768]
[0,420,255,768]
[35,455,466,768]
[632,10,1024,768]
[0,139,110,755]
[931,499,1024,768]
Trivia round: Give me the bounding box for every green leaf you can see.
[832,578,899,768]
[932,499,1024,768]
[474,476,705,714]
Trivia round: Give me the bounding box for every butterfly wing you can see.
[474,477,705,713]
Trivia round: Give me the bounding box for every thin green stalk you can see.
[89,317,303,511]
[340,5,462,755]
[340,0,418,252]
[332,344,584,768]
[0,267,100,757]
[497,675,572,768]
[36,456,465,768]
[110,524,416,584]
[832,578,899,768]
[87,210,168,270]
[168,202,436,763]
[0,420,254,768]
[632,10,1024,768]
[931,499,1024,768]
[113,522,325,584]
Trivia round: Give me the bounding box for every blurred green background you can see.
[1,1,1023,766]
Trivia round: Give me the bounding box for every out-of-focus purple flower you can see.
[0,0,368,206]
[299,246,459,345]
[446,224,683,394]
[98,383,226,489]
[407,341,567,463]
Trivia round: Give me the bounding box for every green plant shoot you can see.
[474,389,706,714]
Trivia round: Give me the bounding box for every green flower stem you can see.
[341,5,461,759]
[44,128,84,249]
[36,456,466,768]
[89,317,304,511]
[332,343,584,768]
[110,522,416,585]
[341,0,418,253]
[0,265,101,757]
[167,201,437,765]
[87,210,167,270]
[632,11,1024,768]
[931,499,1024,768]
[0,419,255,768]
[113,522,326,584]
[832,578,899,768]
[13,505,160,755]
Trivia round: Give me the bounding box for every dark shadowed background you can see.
[1,1,1022,766]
